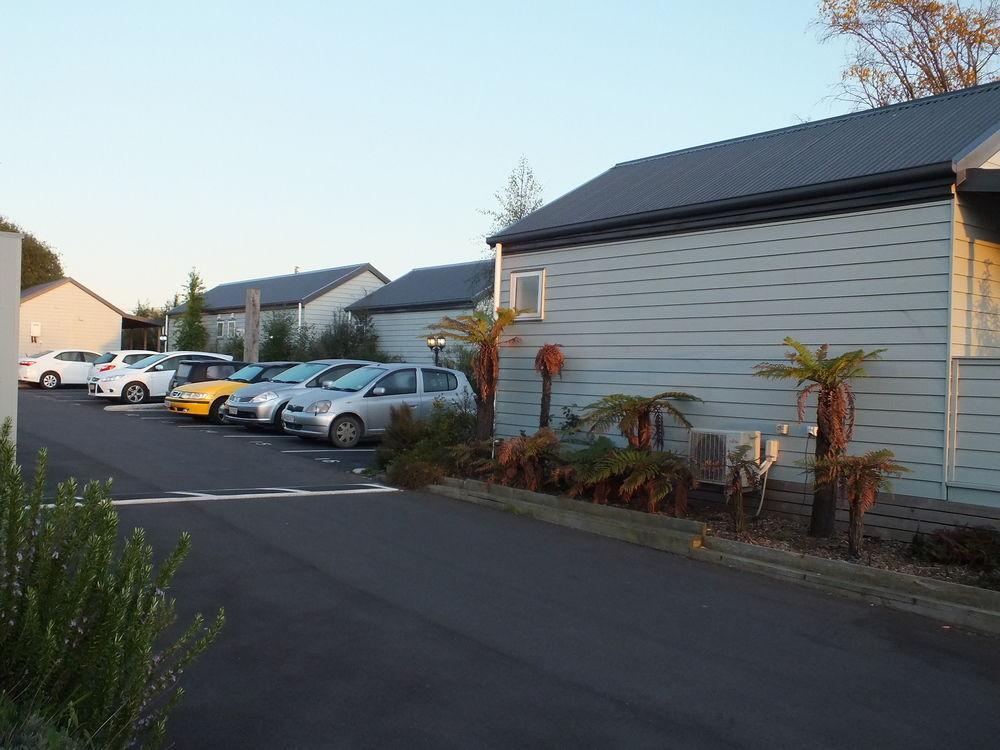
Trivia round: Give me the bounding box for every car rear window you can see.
[175,363,193,378]
[205,364,233,380]
[93,352,116,364]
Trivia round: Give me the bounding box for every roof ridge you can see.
[617,81,1000,168]
[211,263,363,289]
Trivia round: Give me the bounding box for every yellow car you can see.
[166,361,299,424]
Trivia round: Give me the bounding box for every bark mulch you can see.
[684,500,1000,592]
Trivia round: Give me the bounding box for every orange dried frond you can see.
[533,343,565,378]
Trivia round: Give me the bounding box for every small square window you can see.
[510,270,545,319]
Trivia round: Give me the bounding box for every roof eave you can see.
[492,163,957,252]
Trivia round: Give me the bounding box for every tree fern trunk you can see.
[810,398,839,538]
[848,505,863,559]
[539,374,552,428]
[476,394,494,441]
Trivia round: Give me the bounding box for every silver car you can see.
[281,363,474,447]
[223,359,373,427]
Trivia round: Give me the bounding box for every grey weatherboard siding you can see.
[497,201,956,504]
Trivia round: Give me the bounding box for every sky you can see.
[0,1,852,310]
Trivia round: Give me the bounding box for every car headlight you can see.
[305,400,332,414]
[250,391,277,403]
[105,373,128,381]
[178,392,211,401]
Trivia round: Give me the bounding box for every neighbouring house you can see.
[17,277,156,357]
[1,231,22,432]
[488,82,1000,538]
[166,264,389,350]
[347,259,493,362]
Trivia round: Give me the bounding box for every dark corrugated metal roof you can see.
[169,264,388,315]
[347,259,494,312]
[489,83,1000,245]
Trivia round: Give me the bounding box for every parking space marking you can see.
[281,448,376,453]
[110,485,397,506]
[222,434,298,439]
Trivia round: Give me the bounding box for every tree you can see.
[260,311,297,361]
[580,391,701,452]
[809,450,909,557]
[173,269,208,351]
[534,344,565,428]
[0,216,64,289]
[755,338,885,538]
[725,445,763,534]
[429,309,521,440]
[817,0,1000,108]
[482,156,544,235]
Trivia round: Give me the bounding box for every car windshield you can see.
[228,364,267,383]
[270,362,329,384]
[93,352,116,364]
[128,353,166,370]
[325,366,386,392]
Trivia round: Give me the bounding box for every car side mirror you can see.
[371,386,386,397]
[153,364,163,371]
[321,380,336,389]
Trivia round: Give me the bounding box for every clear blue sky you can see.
[0,1,850,309]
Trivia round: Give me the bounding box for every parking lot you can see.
[14,386,1000,749]
[16,385,379,498]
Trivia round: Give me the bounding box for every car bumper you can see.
[281,410,334,438]
[18,367,38,383]
[165,397,211,416]
[88,379,122,398]
[223,399,281,425]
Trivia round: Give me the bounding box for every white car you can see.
[87,350,158,381]
[18,349,102,389]
[89,351,233,404]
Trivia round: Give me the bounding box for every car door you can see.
[418,368,459,418]
[362,368,418,434]
[147,355,184,397]
[56,351,90,384]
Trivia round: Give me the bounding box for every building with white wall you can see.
[347,259,493,363]
[167,264,388,350]
[488,83,1000,537]
[0,231,22,433]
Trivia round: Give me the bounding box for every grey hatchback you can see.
[281,363,474,447]
[223,359,373,428]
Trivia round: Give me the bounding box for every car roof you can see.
[307,359,377,365]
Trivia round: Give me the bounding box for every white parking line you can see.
[223,434,298,439]
[110,486,398,506]
[281,448,376,453]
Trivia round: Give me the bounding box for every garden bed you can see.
[683,499,1000,592]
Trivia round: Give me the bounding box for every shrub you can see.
[0,420,224,749]
[313,312,394,362]
[377,400,483,488]
[218,334,244,360]
[260,311,298,361]
[912,526,1000,586]
[0,693,91,749]
[724,445,762,534]
[494,428,561,492]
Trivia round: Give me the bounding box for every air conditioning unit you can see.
[688,429,761,485]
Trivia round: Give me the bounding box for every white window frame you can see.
[509,269,545,320]
[227,320,237,337]
[216,317,224,338]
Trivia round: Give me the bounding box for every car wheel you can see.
[330,415,362,448]
[208,398,227,425]
[122,382,148,404]
[270,403,288,429]
[40,371,60,390]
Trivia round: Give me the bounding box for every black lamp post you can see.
[426,336,446,366]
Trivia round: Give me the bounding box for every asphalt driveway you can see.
[14,388,1000,749]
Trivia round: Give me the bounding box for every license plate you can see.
[228,406,238,415]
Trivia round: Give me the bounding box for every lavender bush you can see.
[0,419,223,748]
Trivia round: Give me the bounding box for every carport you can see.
[122,313,163,351]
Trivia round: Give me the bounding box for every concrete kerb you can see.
[430,477,1000,635]
[103,403,167,412]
